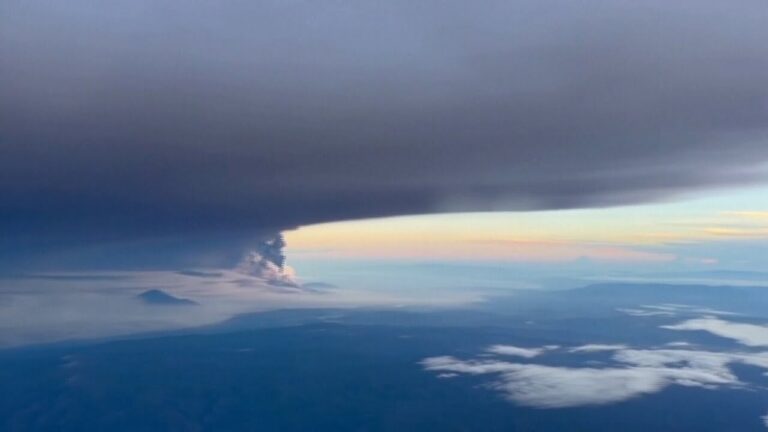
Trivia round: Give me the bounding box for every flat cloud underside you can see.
[2,0,768,258]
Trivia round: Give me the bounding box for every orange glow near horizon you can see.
[285,189,768,264]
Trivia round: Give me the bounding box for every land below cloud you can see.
[4,281,768,431]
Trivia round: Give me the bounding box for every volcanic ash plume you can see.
[235,234,299,287]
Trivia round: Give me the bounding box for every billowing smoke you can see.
[235,234,299,287]
[256,234,287,271]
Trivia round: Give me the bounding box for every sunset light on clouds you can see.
[287,185,768,265]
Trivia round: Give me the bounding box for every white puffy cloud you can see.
[490,364,675,408]
[688,308,740,316]
[665,341,693,347]
[569,344,628,353]
[617,308,675,317]
[618,304,738,318]
[663,318,768,347]
[615,348,768,379]
[486,344,555,358]
[423,345,768,408]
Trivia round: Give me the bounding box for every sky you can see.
[287,184,768,269]
[2,0,768,272]
[1,0,768,347]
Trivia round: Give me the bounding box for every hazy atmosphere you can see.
[2,1,768,431]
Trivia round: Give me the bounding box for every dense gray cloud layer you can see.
[2,0,768,264]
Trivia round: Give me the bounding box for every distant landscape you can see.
[4,282,768,431]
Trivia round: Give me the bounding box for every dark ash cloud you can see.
[2,0,768,266]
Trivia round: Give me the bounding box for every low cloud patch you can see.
[663,317,768,347]
[569,344,628,353]
[422,344,768,408]
[486,344,558,358]
[617,304,738,318]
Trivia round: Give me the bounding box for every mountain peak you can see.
[136,289,197,306]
